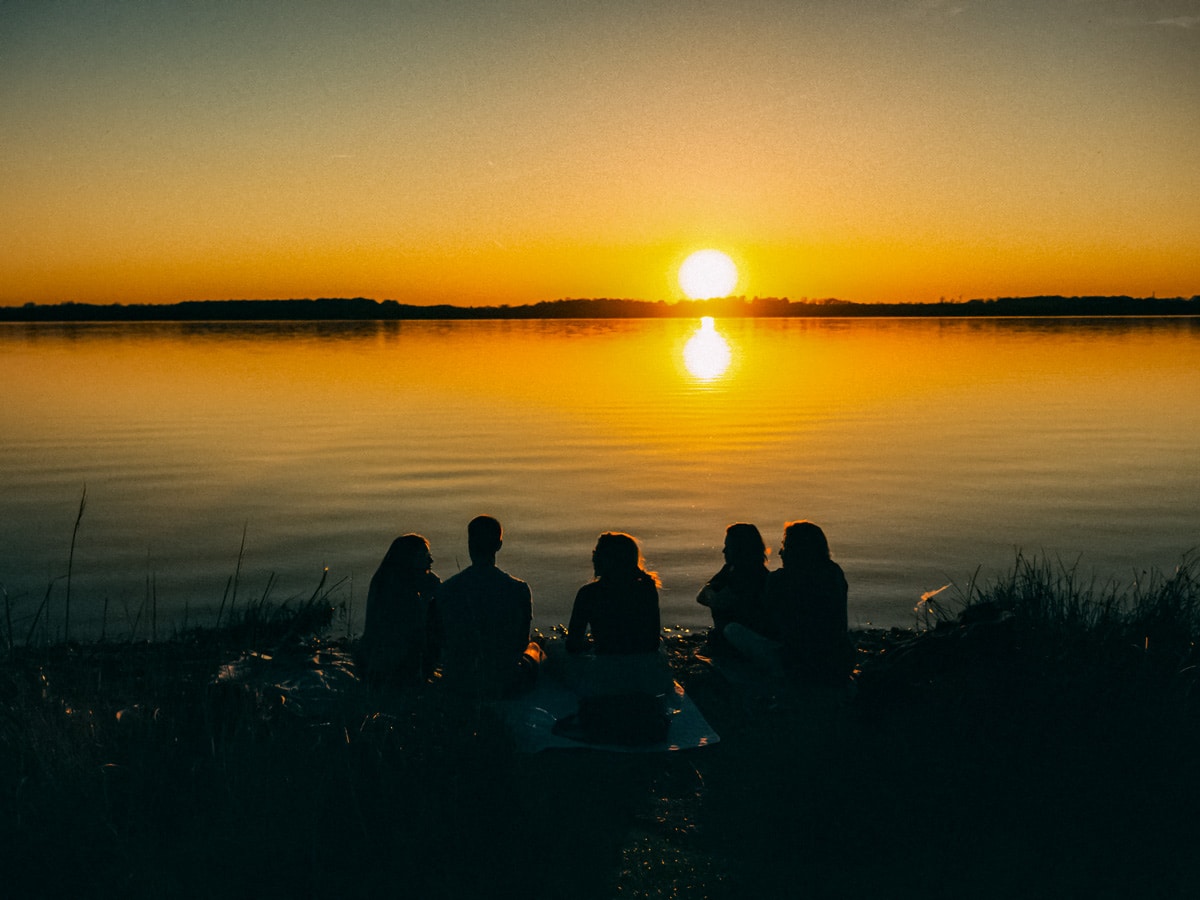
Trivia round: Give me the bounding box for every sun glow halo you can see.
[678,250,738,300]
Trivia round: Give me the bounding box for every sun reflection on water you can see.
[682,316,732,381]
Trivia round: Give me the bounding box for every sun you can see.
[678,249,738,300]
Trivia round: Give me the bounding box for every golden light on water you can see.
[678,250,738,300]
[683,316,732,381]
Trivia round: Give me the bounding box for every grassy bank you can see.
[3,554,1199,899]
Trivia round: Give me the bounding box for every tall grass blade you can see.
[229,523,247,620]
[26,581,55,647]
[215,525,248,631]
[128,596,144,644]
[216,576,232,630]
[2,584,12,655]
[64,485,87,643]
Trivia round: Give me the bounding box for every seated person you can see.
[563,531,670,742]
[434,515,544,697]
[358,533,441,687]
[697,522,774,653]
[567,531,662,656]
[752,520,850,686]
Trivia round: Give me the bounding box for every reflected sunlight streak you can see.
[683,316,732,381]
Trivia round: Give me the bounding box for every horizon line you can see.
[3,294,1198,323]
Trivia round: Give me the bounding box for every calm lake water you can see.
[4,317,1199,640]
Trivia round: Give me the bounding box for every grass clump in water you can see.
[892,551,1200,710]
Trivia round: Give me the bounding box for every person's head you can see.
[723,523,767,569]
[467,514,503,564]
[779,520,832,568]
[381,533,433,575]
[592,531,659,586]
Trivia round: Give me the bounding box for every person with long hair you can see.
[359,533,441,687]
[561,532,669,744]
[763,520,850,685]
[566,532,662,655]
[697,522,774,650]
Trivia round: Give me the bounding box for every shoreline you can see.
[3,294,1199,322]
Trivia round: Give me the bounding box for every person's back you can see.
[567,532,662,656]
[434,516,540,696]
[438,563,532,687]
[568,576,661,655]
[562,532,670,744]
[360,534,440,687]
[765,521,850,685]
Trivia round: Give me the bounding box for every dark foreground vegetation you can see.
[4,553,1199,899]
[3,294,1199,322]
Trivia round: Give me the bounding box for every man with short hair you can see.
[435,515,544,696]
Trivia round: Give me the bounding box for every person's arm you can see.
[762,570,792,643]
[424,592,443,679]
[633,578,662,652]
[565,585,590,654]
[650,584,662,650]
[836,567,849,634]
[359,572,384,665]
[521,583,533,640]
[510,581,534,655]
[696,565,730,607]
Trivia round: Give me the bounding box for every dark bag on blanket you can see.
[575,692,669,745]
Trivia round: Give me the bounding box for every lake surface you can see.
[4,316,1199,640]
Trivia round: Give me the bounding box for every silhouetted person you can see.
[359,534,441,687]
[697,522,774,653]
[435,515,544,697]
[763,520,850,686]
[567,532,662,655]
[561,532,670,743]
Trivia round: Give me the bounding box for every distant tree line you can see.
[2,294,1198,322]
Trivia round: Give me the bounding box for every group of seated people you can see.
[357,514,850,696]
[697,520,850,686]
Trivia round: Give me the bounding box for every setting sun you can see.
[678,250,739,300]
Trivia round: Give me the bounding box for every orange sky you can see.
[2,1,1197,307]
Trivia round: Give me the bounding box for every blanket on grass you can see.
[495,676,719,753]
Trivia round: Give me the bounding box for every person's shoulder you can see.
[438,567,473,594]
[764,566,794,598]
[494,565,527,586]
[827,560,848,586]
[497,567,531,599]
[816,559,845,579]
[575,579,600,598]
[474,564,524,590]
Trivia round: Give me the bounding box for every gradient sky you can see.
[2,0,1197,306]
